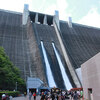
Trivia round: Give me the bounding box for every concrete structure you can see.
[35,13,38,23]
[53,17,81,88]
[43,15,47,25]
[22,4,29,25]
[53,10,60,29]
[68,17,72,28]
[81,52,100,100]
[0,5,100,90]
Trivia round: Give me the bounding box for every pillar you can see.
[22,4,29,25]
[68,17,72,28]
[43,15,47,25]
[53,10,60,30]
[35,13,38,23]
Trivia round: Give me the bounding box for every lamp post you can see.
[16,82,17,91]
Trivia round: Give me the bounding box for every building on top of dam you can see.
[0,4,100,91]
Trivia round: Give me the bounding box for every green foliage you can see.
[0,47,26,92]
[0,91,20,99]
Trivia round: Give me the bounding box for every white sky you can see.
[78,8,100,28]
[0,0,25,12]
[0,0,100,28]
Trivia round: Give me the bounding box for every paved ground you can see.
[13,95,41,100]
[12,96,71,100]
[12,96,83,100]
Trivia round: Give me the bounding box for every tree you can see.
[0,47,26,92]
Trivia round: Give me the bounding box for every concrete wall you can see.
[81,52,100,100]
[60,22,100,69]
[0,10,31,80]
[31,22,66,89]
[26,18,47,85]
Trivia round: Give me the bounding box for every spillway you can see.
[52,43,72,90]
[41,41,56,87]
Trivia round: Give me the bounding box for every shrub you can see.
[0,46,26,92]
[0,91,20,99]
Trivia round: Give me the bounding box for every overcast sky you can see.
[0,0,100,28]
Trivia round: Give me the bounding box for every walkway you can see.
[13,95,41,100]
[12,95,83,100]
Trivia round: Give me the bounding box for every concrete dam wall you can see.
[60,21,100,69]
[0,9,100,90]
[27,16,75,89]
[0,10,31,80]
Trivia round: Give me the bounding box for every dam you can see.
[0,4,100,91]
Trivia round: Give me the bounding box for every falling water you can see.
[41,41,56,87]
[52,43,72,90]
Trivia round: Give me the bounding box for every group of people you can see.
[29,90,83,100]
[1,94,13,100]
[29,92,36,100]
[70,91,82,100]
[1,89,83,100]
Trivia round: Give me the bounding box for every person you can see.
[29,91,32,100]
[6,93,9,100]
[73,91,79,100]
[70,91,74,100]
[9,96,13,100]
[2,94,6,100]
[47,92,51,100]
[51,93,55,100]
[55,94,59,100]
[33,92,36,100]
[65,91,68,99]
[80,91,83,98]
[41,92,45,100]
[24,92,27,97]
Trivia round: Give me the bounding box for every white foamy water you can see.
[41,41,56,87]
[52,43,72,90]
